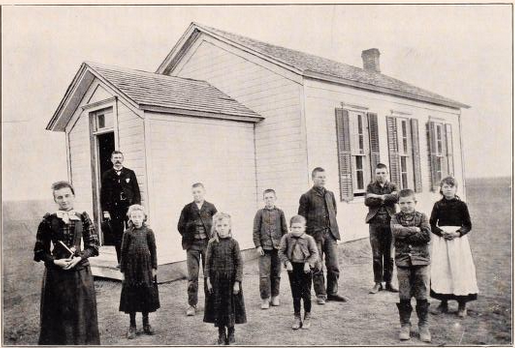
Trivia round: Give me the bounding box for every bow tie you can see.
[56,210,81,224]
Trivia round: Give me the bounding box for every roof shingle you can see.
[192,23,468,109]
[87,62,261,118]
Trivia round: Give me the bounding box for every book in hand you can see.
[55,241,75,259]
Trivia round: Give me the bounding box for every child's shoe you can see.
[271,296,280,306]
[261,298,270,309]
[291,313,302,330]
[302,312,311,329]
[143,324,154,335]
[431,301,448,315]
[227,327,235,345]
[396,302,412,341]
[316,296,326,305]
[416,301,431,343]
[186,305,196,316]
[457,302,468,318]
[127,325,137,339]
[143,315,154,335]
[217,326,226,345]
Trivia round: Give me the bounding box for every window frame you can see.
[349,111,371,196]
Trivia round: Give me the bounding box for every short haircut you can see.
[211,212,232,242]
[290,215,306,226]
[312,167,325,178]
[51,181,75,195]
[127,204,147,218]
[192,182,205,189]
[439,176,458,196]
[111,150,124,157]
[263,188,276,196]
[376,163,388,170]
[440,176,458,188]
[398,188,416,200]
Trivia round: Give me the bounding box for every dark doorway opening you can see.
[97,132,115,245]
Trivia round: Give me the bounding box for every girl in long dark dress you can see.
[430,177,478,317]
[33,181,100,345]
[119,204,160,339]
[204,212,247,345]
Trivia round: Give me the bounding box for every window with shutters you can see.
[335,108,378,201]
[427,120,454,191]
[396,118,413,189]
[386,116,423,192]
[350,112,371,195]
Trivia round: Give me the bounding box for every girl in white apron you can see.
[429,177,478,317]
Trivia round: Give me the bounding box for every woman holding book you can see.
[33,181,101,345]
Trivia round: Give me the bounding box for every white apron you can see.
[430,226,479,296]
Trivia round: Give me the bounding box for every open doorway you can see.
[95,131,115,245]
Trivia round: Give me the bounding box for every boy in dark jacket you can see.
[177,183,218,316]
[253,189,288,309]
[390,189,431,343]
[365,163,398,294]
[279,215,319,330]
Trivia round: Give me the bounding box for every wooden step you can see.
[91,246,259,283]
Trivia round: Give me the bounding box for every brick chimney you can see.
[361,48,381,73]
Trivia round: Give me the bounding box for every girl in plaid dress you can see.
[204,212,247,345]
[119,204,160,339]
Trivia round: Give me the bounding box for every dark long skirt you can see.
[203,275,246,327]
[39,266,100,345]
[119,279,160,313]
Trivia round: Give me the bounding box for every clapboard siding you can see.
[68,110,93,213]
[147,114,257,263]
[117,103,147,206]
[303,78,464,241]
[174,38,306,220]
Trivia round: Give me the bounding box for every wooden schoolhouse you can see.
[47,22,469,280]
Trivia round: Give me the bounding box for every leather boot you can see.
[227,327,235,345]
[302,312,311,329]
[292,313,302,330]
[396,302,412,341]
[217,326,226,345]
[416,301,432,342]
[142,313,154,335]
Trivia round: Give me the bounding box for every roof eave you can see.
[157,23,304,77]
[303,71,470,110]
[140,104,264,123]
[46,63,89,131]
[47,62,142,132]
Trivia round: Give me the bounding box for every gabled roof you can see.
[157,22,469,110]
[47,62,262,131]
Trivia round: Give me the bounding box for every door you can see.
[95,131,115,245]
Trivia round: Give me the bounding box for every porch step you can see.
[91,246,259,283]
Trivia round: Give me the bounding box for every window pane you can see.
[359,135,364,151]
[97,114,105,129]
[357,170,364,189]
[357,115,363,134]
[356,156,363,169]
[401,156,407,172]
[401,121,407,137]
[402,173,408,189]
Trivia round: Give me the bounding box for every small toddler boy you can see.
[279,215,319,330]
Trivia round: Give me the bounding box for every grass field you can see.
[3,177,512,345]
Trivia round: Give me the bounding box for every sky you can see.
[2,4,512,201]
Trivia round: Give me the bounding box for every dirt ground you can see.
[3,177,512,345]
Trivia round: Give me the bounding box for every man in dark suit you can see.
[177,183,218,316]
[100,150,141,265]
[365,163,399,294]
[298,167,347,305]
